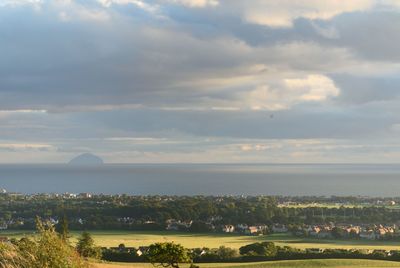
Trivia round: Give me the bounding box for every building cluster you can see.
[165,219,193,231]
[0,219,25,230]
[160,219,400,240]
[164,219,269,235]
[275,223,397,240]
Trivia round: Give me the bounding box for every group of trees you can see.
[2,194,400,231]
[105,240,400,267]
[0,195,279,229]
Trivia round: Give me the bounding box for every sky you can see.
[1,0,400,163]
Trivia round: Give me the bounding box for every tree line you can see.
[1,194,400,230]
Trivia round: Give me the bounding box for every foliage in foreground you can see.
[0,218,88,268]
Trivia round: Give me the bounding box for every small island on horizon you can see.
[68,153,104,165]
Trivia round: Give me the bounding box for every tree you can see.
[76,232,101,259]
[56,214,70,241]
[189,221,212,233]
[118,243,126,251]
[146,242,191,268]
[239,242,277,257]
[331,227,343,239]
[216,246,239,260]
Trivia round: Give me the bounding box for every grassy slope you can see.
[92,259,400,268]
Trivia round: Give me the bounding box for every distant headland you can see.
[68,153,104,165]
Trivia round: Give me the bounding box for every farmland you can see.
[3,230,400,251]
[53,231,400,250]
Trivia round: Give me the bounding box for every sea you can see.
[0,163,399,196]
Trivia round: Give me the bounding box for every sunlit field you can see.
[58,231,400,250]
[3,230,400,251]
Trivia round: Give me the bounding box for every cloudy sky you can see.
[1,0,400,163]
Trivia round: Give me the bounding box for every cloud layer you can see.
[1,0,400,163]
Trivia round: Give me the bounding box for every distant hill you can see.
[68,153,104,165]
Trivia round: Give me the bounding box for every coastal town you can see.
[0,191,400,242]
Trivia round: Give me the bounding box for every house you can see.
[137,246,149,256]
[236,224,248,233]
[245,226,260,235]
[272,224,288,233]
[244,226,258,235]
[63,192,77,198]
[166,219,191,231]
[306,248,324,254]
[222,225,235,233]
[208,216,222,222]
[360,230,376,240]
[375,225,394,239]
[166,222,180,231]
[308,226,321,236]
[317,230,332,239]
[78,193,92,198]
[344,226,361,236]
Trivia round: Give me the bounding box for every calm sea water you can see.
[0,164,399,196]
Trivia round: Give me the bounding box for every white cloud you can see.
[77,8,110,21]
[284,75,340,101]
[245,74,340,110]
[0,143,56,151]
[0,0,42,7]
[235,0,374,27]
[0,110,47,119]
[166,0,218,8]
[240,143,279,152]
[98,0,160,13]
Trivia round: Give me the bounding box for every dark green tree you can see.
[56,214,69,241]
[146,242,191,268]
[239,242,277,257]
[189,221,212,233]
[76,232,101,259]
[216,246,239,260]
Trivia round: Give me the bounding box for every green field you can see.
[71,231,400,250]
[92,259,400,268]
[3,230,400,251]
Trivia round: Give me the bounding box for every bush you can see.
[9,217,88,268]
